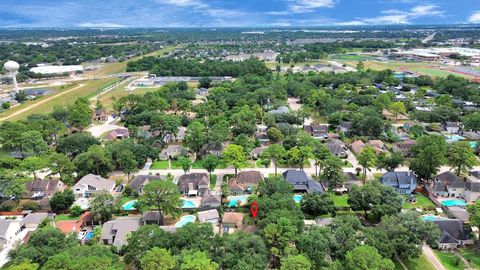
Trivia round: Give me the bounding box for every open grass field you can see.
[0,78,118,121]
[395,255,436,270]
[95,84,160,111]
[329,54,375,61]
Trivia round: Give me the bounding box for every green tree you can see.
[48,153,76,184]
[267,127,284,143]
[312,143,331,177]
[49,189,75,212]
[68,97,92,130]
[180,250,218,270]
[140,247,176,270]
[262,144,287,176]
[202,154,219,180]
[223,144,246,176]
[356,61,365,71]
[21,157,46,180]
[301,193,336,217]
[376,152,404,172]
[90,191,118,223]
[357,146,377,183]
[344,246,395,270]
[137,180,182,225]
[123,225,172,267]
[297,227,334,269]
[263,217,298,260]
[178,156,192,174]
[280,255,311,270]
[42,245,124,270]
[320,157,345,188]
[73,145,113,178]
[467,200,480,227]
[463,112,480,132]
[184,121,207,156]
[56,132,99,158]
[116,149,138,179]
[219,232,269,270]
[448,141,477,176]
[7,260,39,270]
[20,131,50,157]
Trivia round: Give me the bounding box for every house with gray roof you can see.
[72,174,116,198]
[197,209,219,224]
[433,219,472,250]
[200,193,221,209]
[159,145,187,160]
[303,124,328,140]
[427,172,465,198]
[326,139,348,158]
[380,171,417,194]
[268,106,289,115]
[282,170,324,194]
[101,217,141,252]
[130,175,165,195]
[177,173,210,196]
[20,212,50,229]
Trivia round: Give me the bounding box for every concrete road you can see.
[422,244,446,270]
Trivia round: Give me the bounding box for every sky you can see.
[0,0,479,28]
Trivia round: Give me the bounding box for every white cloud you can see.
[267,0,336,15]
[469,11,480,23]
[337,4,443,25]
[78,22,126,28]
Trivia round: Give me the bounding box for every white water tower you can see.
[3,60,20,93]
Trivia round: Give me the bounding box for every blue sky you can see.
[0,0,479,28]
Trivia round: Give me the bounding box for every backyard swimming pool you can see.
[447,135,465,141]
[122,200,137,211]
[175,215,196,227]
[182,199,196,209]
[227,195,248,207]
[470,141,478,148]
[293,195,303,203]
[84,231,94,241]
[422,215,447,221]
[441,199,467,207]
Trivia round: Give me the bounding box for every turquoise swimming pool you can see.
[469,141,478,148]
[293,195,303,203]
[175,215,196,227]
[422,215,446,221]
[182,200,196,209]
[441,199,466,207]
[447,135,465,141]
[227,195,247,207]
[122,200,137,211]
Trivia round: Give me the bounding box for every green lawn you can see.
[459,249,480,269]
[395,255,436,270]
[333,194,350,207]
[151,160,169,170]
[55,214,79,221]
[435,251,464,270]
[402,193,436,210]
[210,175,217,189]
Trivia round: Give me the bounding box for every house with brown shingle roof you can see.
[105,128,129,141]
[222,212,243,229]
[350,140,365,155]
[25,179,66,199]
[177,173,210,196]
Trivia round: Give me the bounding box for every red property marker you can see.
[250,201,259,219]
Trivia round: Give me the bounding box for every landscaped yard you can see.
[459,249,480,269]
[210,175,217,189]
[395,254,436,270]
[402,193,436,210]
[435,250,464,270]
[151,160,169,170]
[333,194,350,208]
[55,214,80,221]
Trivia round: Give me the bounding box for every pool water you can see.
[175,215,196,227]
[293,195,303,203]
[84,231,94,241]
[227,195,247,207]
[422,215,446,221]
[122,200,138,211]
[441,199,467,207]
[447,135,465,141]
[182,200,196,209]
[469,141,478,149]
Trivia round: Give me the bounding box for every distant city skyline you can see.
[0,0,479,28]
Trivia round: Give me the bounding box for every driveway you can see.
[422,244,446,270]
[86,116,123,138]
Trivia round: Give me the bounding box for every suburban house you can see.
[222,212,243,232]
[141,211,162,225]
[350,140,365,155]
[72,174,116,198]
[393,140,416,157]
[200,193,221,209]
[19,212,50,230]
[197,209,220,224]
[25,179,66,199]
[129,175,165,195]
[159,145,186,160]
[351,140,387,155]
[177,173,210,196]
[326,139,348,158]
[101,217,141,252]
[444,122,461,134]
[268,106,289,115]
[282,170,324,194]
[228,171,264,195]
[255,133,270,145]
[339,122,351,133]
[433,219,472,250]
[92,109,108,122]
[203,143,225,157]
[380,171,417,194]
[105,128,130,141]
[250,146,266,160]
[428,172,480,202]
[0,220,21,250]
[55,212,96,234]
[303,124,328,140]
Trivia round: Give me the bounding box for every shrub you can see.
[69,205,84,217]
[19,200,40,211]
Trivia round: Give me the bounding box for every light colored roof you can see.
[222,212,243,224]
[101,217,141,249]
[20,213,49,227]
[0,220,19,239]
[73,174,115,192]
[197,210,219,222]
